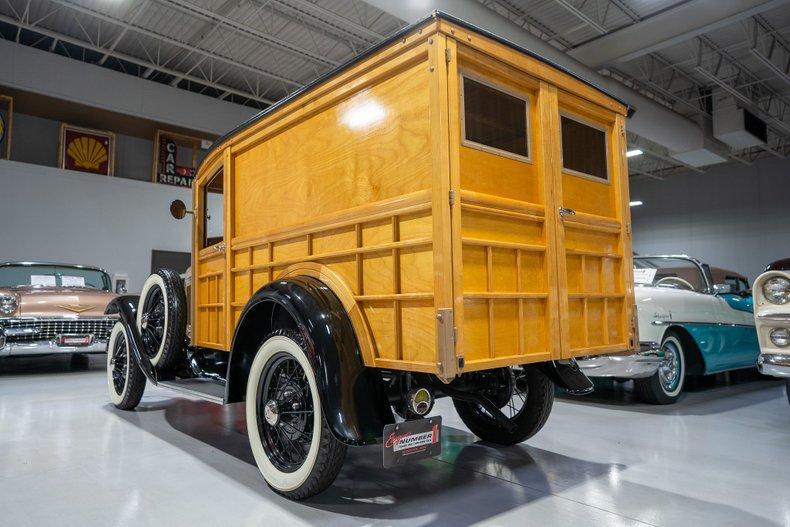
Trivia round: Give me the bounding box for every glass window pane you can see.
[463,77,528,158]
[561,115,607,180]
[203,170,224,248]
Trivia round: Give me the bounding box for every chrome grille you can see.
[1,318,117,342]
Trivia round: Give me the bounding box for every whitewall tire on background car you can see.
[245,330,346,500]
[136,269,187,370]
[106,323,146,410]
[635,333,686,404]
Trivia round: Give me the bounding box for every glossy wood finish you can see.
[189,17,636,377]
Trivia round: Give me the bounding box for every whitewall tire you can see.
[106,323,145,410]
[136,269,186,370]
[635,333,686,404]
[245,330,346,499]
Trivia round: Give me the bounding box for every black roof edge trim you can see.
[200,10,633,170]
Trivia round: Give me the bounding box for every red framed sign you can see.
[58,123,115,176]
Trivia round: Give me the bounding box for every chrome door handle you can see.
[559,207,576,218]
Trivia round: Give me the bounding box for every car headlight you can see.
[762,277,790,305]
[770,328,790,348]
[0,293,18,315]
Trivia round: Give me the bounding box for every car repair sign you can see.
[382,416,441,468]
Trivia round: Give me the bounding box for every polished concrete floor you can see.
[1,355,789,527]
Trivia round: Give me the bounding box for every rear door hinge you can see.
[449,190,455,206]
[445,48,452,63]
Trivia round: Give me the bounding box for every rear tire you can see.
[245,330,346,499]
[454,367,554,445]
[107,323,146,410]
[137,269,186,370]
[635,333,685,404]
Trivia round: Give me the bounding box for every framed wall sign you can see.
[0,95,12,160]
[58,123,115,176]
[152,130,204,188]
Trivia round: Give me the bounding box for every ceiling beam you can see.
[46,0,303,88]
[569,0,790,68]
[0,12,274,105]
[156,0,340,68]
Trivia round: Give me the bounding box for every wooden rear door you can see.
[551,90,636,358]
[193,158,229,350]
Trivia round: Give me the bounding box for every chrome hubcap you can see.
[264,399,279,426]
[659,342,681,392]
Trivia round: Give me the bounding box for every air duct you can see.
[364,0,730,166]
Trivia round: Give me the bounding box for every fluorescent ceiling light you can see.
[629,200,643,207]
[626,149,643,158]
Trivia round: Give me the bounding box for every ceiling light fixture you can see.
[626,149,643,158]
[629,200,643,207]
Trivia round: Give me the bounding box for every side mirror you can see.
[170,199,192,220]
[713,283,732,295]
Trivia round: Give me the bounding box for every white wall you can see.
[0,160,191,292]
[630,155,790,282]
[0,38,257,136]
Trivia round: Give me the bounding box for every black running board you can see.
[158,378,226,404]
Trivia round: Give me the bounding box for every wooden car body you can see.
[190,12,637,381]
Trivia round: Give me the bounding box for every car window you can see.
[203,169,224,248]
[0,265,111,290]
[633,257,706,292]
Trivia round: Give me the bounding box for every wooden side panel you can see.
[454,47,558,372]
[227,48,440,371]
[554,90,637,357]
[195,250,226,348]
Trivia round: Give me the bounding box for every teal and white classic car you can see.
[753,258,790,404]
[578,255,759,404]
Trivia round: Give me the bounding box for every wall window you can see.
[203,169,224,248]
[560,114,608,181]
[462,76,529,160]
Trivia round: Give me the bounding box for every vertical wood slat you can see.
[516,249,524,356]
[224,148,233,346]
[580,254,589,347]
[355,224,363,295]
[392,216,402,361]
[486,245,494,358]
[536,81,565,360]
[247,247,253,297]
[613,112,636,350]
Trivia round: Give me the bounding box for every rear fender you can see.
[226,276,393,445]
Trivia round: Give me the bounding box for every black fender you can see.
[534,359,594,395]
[226,276,394,446]
[105,295,162,384]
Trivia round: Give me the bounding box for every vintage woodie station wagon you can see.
[106,12,637,499]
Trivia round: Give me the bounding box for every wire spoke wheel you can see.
[257,353,315,473]
[140,286,165,359]
[106,323,145,411]
[453,366,554,446]
[110,331,128,395]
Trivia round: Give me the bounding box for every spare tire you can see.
[136,268,187,371]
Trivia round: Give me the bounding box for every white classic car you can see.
[577,255,759,404]
[753,258,790,404]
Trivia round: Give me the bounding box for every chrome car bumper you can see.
[757,353,790,378]
[0,338,109,356]
[0,316,116,357]
[577,342,662,379]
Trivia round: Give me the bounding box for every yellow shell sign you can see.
[60,125,114,175]
[67,136,108,170]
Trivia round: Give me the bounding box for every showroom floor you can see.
[1,356,788,527]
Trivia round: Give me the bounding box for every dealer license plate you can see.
[57,334,94,347]
[382,416,441,468]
